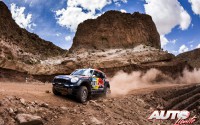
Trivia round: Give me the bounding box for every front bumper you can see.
[53,84,79,94]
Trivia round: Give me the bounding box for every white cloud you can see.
[55,0,112,32]
[55,0,128,32]
[56,33,62,37]
[24,0,48,6]
[160,35,177,47]
[67,0,112,13]
[160,35,169,47]
[55,7,99,32]
[171,39,177,44]
[10,3,36,29]
[144,0,191,35]
[120,9,127,13]
[189,0,200,15]
[65,36,72,41]
[179,44,189,53]
[113,0,128,6]
[196,44,200,48]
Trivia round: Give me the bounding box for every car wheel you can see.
[104,86,111,97]
[52,87,61,96]
[76,86,88,103]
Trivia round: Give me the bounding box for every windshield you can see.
[71,69,93,76]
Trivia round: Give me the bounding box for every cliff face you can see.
[0,1,65,65]
[70,11,161,52]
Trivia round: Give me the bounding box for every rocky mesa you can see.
[70,11,161,53]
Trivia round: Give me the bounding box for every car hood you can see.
[54,75,89,80]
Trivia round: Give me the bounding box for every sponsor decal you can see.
[92,77,104,90]
[148,110,197,125]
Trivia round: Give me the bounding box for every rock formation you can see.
[176,48,200,69]
[0,1,65,64]
[70,11,161,52]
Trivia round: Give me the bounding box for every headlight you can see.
[71,77,79,83]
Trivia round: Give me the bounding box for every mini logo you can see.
[148,110,197,125]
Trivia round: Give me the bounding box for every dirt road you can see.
[0,82,199,125]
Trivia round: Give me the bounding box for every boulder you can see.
[16,114,43,125]
[90,116,103,125]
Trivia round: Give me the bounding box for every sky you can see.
[2,0,200,55]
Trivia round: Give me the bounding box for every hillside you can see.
[176,48,200,69]
[0,1,65,65]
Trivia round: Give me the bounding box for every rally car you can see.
[52,68,111,103]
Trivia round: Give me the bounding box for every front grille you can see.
[54,78,70,84]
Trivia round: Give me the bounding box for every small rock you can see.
[60,107,68,110]
[144,105,150,109]
[90,100,102,108]
[90,100,97,104]
[8,108,14,114]
[31,102,35,105]
[27,106,36,113]
[0,101,3,106]
[40,103,49,108]
[17,107,26,113]
[118,121,123,125]
[36,108,44,113]
[82,122,86,125]
[34,101,38,105]
[90,116,103,125]
[156,104,164,110]
[20,98,26,105]
[16,113,43,125]
[0,117,4,125]
[6,96,15,101]
[45,90,51,93]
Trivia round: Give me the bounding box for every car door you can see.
[91,71,105,91]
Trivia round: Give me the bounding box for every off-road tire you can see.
[103,86,111,97]
[52,87,61,96]
[76,86,88,103]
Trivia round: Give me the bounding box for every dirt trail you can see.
[0,82,77,107]
[0,82,189,105]
[0,82,199,125]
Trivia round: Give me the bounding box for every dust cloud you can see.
[178,68,200,84]
[110,68,200,96]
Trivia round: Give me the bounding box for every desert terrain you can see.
[0,81,199,125]
[0,1,200,124]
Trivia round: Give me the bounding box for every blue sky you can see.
[2,0,200,55]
